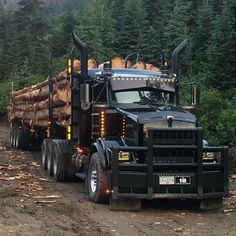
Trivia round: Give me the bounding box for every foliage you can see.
[198,89,236,146]
[0,0,235,145]
[0,80,11,112]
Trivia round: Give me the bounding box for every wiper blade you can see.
[133,101,162,110]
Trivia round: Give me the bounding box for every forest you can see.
[0,0,235,146]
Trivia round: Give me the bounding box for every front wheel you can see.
[87,152,109,203]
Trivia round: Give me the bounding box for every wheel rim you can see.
[41,144,47,169]
[53,147,58,176]
[90,166,98,193]
[15,129,19,148]
[47,152,51,171]
[12,129,15,148]
[10,130,13,146]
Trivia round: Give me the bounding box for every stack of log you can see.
[9,65,73,128]
[8,57,160,129]
[98,56,160,71]
[9,58,99,128]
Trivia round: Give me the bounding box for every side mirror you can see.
[80,83,90,110]
[182,83,200,114]
[191,83,200,106]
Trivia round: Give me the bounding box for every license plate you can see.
[159,176,191,185]
[159,176,175,185]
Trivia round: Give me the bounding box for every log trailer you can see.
[9,33,229,209]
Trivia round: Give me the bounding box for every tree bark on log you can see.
[35,105,71,121]
[12,69,68,97]
[9,68,73,129]
[34,94,66,111]
[14,110,35,120]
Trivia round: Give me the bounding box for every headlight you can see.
[203,152,215,161]
[118,151,130,161]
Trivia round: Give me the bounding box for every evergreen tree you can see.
[13,0,49,75]
[164,0,191,55]
[75,0,115,61]
[118,0,148,57]
[192,0,214,72]
[207,0,236,89]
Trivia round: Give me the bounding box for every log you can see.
[35,94,66,111]
[132,61,146,69]
[14,110,34,120]
[88,58,98,69]
[99,56,126,69]
[13,76,71,103]
[146,63,160,71]
[13,103,34,111]
[13,79,69,102]
[56,87,71,103]
[34,119,50,127]
[12,69,68,98]
[9,59,86,129]
[56,117,71,128]
[35,105,71,121]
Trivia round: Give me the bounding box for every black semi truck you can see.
[9,33,229,209]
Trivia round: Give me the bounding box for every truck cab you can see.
[56,34,228,210]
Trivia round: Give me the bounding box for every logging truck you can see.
[8,34,229,210]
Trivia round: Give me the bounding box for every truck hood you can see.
[115,104,196,125]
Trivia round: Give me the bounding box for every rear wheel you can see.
[52,142,66,181]
[45,140,75,181]
[10,127,15,147]
[87,152,109,203]
[15,127,24,150]
[22,128,30,150]
[47,141,54,177]
[41,139,48,170]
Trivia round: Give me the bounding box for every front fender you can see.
[91,139,128,168]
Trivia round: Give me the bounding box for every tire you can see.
[52,142,66,182]
[87,152,109,203]
[22,129,30,150]
[41,139,48,170]
[12,126,17,148]
[15,127,24,150]
[15,127,19,149]
[10,127,15,147]
[65,155,76,182]
[47,141,54,177]
[52,140,75,182]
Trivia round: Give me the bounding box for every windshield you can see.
[111,88,175,105]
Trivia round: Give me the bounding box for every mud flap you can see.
[109,198,141,211]
[200,198,223,210]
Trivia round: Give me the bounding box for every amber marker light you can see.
[67,59,72,73]
[122,115,126,138]
[100,111,105,137]
[67,125,71,141]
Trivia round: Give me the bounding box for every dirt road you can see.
[0,123,236,236]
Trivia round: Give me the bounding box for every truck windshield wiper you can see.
[133,101,163,110]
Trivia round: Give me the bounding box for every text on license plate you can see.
[159,176,191,185]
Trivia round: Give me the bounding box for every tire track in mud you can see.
[1,123,236,236]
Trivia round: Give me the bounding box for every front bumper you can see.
[110,128,229,200]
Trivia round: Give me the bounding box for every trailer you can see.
[8,33,229,210]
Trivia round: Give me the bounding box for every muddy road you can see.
[0,123,236,236]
